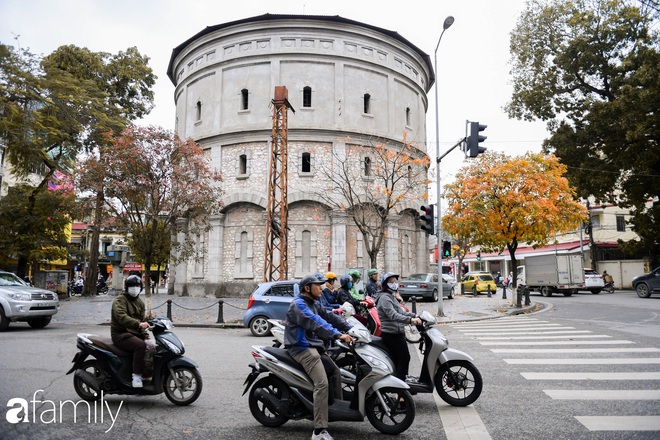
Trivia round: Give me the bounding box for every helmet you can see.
[381,272,399,288]
[368,269,378,276]
[313,272,327,282]
[125,275,143,289]
[300,275,325,292]
[325,271,337,281]
[348,269,361,280]
[340,274,351,288]
[125,275,143,298]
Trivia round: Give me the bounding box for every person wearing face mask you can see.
[110,274,150,388]
[376,272,422,381]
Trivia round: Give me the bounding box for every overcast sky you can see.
[0,0,550,203]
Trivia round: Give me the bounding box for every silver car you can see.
[0,271,60,331]
[398,273,455,302]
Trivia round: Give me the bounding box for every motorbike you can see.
[66,316,203,405]
[335,311,483,407]
[603,281,615,293]
[243,323,416,434]
[96,278,109,294]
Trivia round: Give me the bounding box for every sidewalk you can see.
[53,289,541,329]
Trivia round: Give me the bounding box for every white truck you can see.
[517,254,585,297]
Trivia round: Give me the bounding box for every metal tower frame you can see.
[264,86,294,281]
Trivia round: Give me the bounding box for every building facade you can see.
[167,14,434,297]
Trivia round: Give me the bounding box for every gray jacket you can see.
[376,291,415,335]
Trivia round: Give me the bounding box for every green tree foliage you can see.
[0,183,74,267]
[77,125,223,309]
[443,152,587,302]
[507,0,660,263]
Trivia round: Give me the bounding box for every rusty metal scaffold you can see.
[264,86,294,281]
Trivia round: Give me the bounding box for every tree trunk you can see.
[16,256,29,279]
[83,190,103,297]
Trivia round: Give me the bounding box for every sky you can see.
[0,0,550,206]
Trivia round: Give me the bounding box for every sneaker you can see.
[132,374,143,388]
[311,429,334,440]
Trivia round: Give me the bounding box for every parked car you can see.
[582,268,605,294]
[632,267,660,298]
[459,272,498,295]
[398,273,454,302]
[0,270,60,331]
[243,280,298,336]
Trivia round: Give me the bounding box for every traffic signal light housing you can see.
[476,250,481,261]
[442,241,451,258]
[420,205,434,235]
[467,121,487,157]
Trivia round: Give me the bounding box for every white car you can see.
[0,271,60,331]
[583,268,605,294]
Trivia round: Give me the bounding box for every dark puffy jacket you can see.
[110,292,146,340]
[284,295,351,356]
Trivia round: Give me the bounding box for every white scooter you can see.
[243,323,415,434]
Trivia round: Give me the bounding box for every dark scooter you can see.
[66,316,202,405]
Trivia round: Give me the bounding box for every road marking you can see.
[464,330,593,336]
[521,372,660,380]
[453,324,565,330]
[504,357,660,364]
[575,416,660,431]
[545,389,660,400]
[480,340,634,346]
[475,335,610,340]
[413,346,492,439]
[492,348,660,353]
[457,326,573,332]
[452,319,549,327]
[435,397,492,440]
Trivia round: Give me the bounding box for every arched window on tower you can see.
[303,86,312,108]
[364,157,372,177]
[241,89,249,110]
[195,100,202,121]
[363,94,371,114]
[301,152,311,173]
[239,154,247,175]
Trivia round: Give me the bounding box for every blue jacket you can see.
[284,295,351,356]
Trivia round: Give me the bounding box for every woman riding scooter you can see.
[110,275,150,388]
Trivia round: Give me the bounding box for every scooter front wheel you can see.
[435,360,483,406]
[366,388,415,435]
[73,359,105,402]
[163,366,203,406]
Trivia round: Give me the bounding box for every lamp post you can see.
[434,16,454,317]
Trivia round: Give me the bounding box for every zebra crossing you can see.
[451,316,660,433]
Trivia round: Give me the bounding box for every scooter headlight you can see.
[162,338,182,354]
[361,353,392,373]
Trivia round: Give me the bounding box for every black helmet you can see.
[125,275,143,290]
[300,275,325,292]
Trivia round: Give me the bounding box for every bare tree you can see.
[315,135,430,268]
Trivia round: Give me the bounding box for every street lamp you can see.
[434,15,454,317]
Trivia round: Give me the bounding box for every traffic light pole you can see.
[435,138,465,317]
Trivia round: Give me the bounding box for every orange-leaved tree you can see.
[316,134,430,269]
[443,151,587,303]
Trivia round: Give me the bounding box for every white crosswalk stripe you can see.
[452,316,660,433]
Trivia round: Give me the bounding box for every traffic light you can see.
[476,250,481,261]
[467,121,487,157]
[442,241,451,258]
[420,205,434,235]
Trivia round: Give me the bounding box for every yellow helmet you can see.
[325,272,337,281]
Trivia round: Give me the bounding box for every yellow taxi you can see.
[460,272,498,294]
